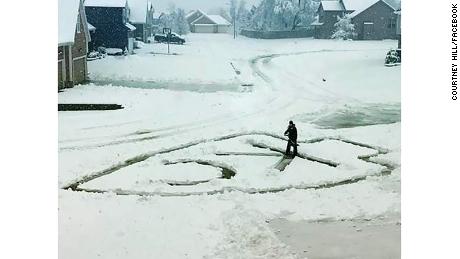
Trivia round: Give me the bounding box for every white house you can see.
[186,10,231,33]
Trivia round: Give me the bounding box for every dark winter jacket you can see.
[284,124,297,141]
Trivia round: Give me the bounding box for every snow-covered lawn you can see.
[59,33,400,258]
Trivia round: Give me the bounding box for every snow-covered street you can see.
[59,33,400,258]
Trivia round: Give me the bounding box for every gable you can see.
[191,15,216,25]
[349,0,396,18]
[186,10,206,24]
[342,0,378,12]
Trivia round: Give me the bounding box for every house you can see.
[58,0,91,89]
[311,0,398,40]
[129,0,154,42]
[186,10,231,33]
[84,0,136,53]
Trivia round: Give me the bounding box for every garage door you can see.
[217,25,229,33]
[194,25,216,33]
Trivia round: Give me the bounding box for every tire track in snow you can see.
[60,48,387,152]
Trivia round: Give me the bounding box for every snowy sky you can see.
[153,0,261,13]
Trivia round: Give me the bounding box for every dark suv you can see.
[154,33,185,44]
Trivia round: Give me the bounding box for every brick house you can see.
[129,0,154,43]
[58,0,91,89]
[311,0,398,40]
[84,0,136,53]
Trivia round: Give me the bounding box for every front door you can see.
[363,22,374,40]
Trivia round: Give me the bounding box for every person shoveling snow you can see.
[284,120,298,157]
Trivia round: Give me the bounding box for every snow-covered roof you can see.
[186,9,206,19]
[187,10,230,26]
[319,0,397,18]
[207,15,231,25]
[343,0,396,18]
[125,22,136,31]
[185,10,196,18]
[87,22,96,31]
[342,0,374,11]
[85,0,126,7]
[58,0,81,45]
[129,0,149,23]
[321,1,345,11]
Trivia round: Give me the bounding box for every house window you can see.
[387,18,396,29]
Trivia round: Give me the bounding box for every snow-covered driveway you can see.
[59,34,401,259]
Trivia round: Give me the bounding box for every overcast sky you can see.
[153,0,261,13]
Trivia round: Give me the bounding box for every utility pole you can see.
[233,15,236,39]
[229,0,237,39]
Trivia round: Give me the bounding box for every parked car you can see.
[154,33,185,44]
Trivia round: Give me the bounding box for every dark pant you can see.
[285,139,297,156]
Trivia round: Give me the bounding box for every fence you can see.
[240,29,313,39]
